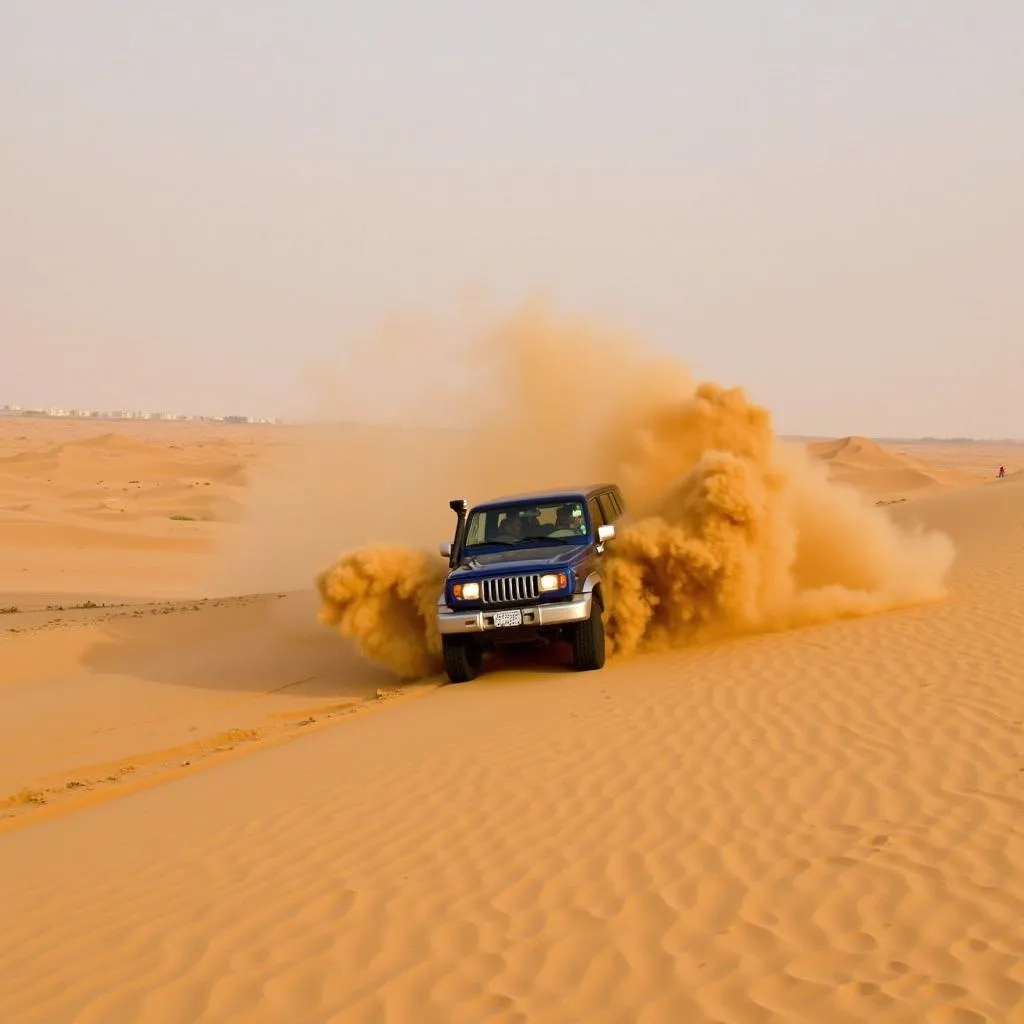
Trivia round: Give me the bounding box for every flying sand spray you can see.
[315,304,956,679]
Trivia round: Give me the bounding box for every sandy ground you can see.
[0,416,1021,1023]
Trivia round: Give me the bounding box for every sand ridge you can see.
[0,406,1022,1023]
[808,435,987,500]
[0,418,297,599]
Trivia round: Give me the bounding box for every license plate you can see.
[492,608,523,628]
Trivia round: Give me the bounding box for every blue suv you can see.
[436,483,625,682]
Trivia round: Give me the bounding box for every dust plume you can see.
[313,300,956,679]
[316,545,446,679]
[596,382,956,656]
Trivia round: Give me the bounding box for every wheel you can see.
[442,635,483,683]
[570,599,606,671]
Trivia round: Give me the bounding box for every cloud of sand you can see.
[208,302,693,597]
[314,300,956,679]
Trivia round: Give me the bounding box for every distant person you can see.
[998,465,1005,478]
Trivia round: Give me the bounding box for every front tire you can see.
[570,600,606,671]
[442,635,482,683]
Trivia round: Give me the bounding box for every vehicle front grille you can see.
[482,574,540,605]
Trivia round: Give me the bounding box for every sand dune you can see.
[0,391,1021,1024]
[809,435,983,501]
[810,435,915,469]
[0,419,278,600]
[0,465,1021,1023]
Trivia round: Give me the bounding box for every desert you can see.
[4,5,1022,1019]
[1,322,1022,1024]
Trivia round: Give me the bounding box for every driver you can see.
[497,510,525,541]
[498,507,544,541]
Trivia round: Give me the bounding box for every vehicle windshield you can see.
[463,499,589,549]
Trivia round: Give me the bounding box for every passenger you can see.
[551,503,584,536]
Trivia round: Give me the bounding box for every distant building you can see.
[0,403,291,425]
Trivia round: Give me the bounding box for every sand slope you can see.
[0,420,281,600]
[809,436,983,501]
[0,471,1021,1021]
[0,592,418,817]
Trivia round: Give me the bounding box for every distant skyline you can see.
[4,402,1023,444]
[3,2,1022,438]
[0,403,282,424]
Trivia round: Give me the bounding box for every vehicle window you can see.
[588,497,605,529]
[598,491,617,523]
[464,500,588,547]
[463,511,490,546]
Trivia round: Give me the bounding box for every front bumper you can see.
[437,592,592,636]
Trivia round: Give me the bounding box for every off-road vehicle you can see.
[436,483,625,683]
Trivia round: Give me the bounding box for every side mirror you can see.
[597,524,615,543]
[438,541,452,558]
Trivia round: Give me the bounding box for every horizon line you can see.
[2,408,1021,445]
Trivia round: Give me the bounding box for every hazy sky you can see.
[3,1,1022,436]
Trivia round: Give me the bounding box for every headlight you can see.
[539,573,568,592]
[453,581,480,600]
